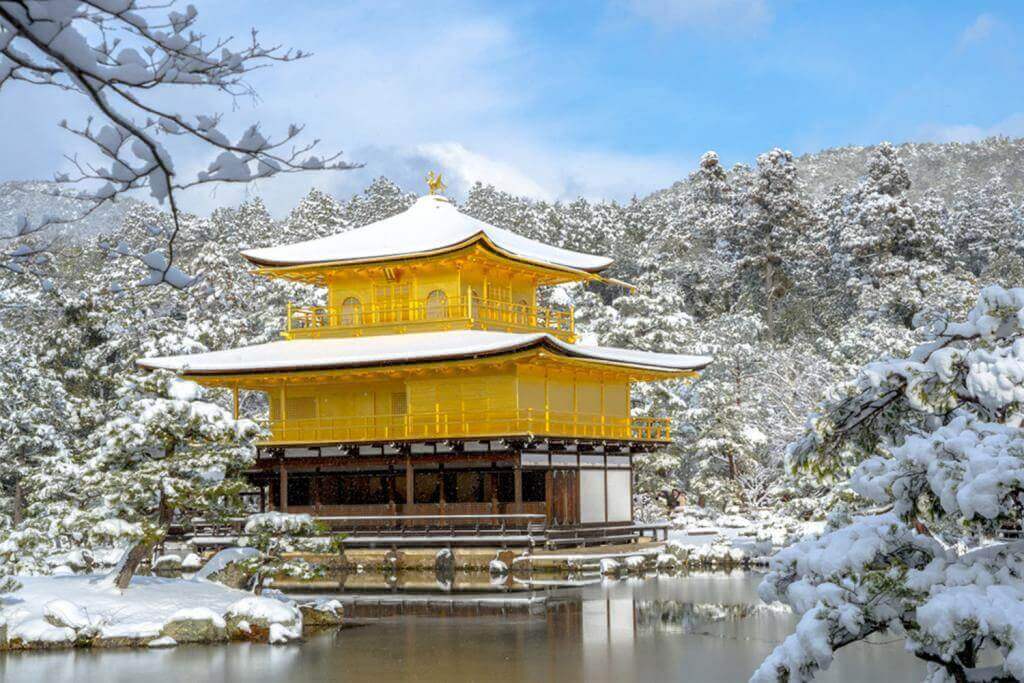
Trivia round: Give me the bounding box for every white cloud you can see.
[625,0,772,33]
[958,13,997,50]
[417,142,552,200]
[1,1,696,220]
[919,113,1024,143]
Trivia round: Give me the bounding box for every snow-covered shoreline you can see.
[0,572,342,651]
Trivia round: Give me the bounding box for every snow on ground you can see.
[0,558,309,649]
[3,574,251,642]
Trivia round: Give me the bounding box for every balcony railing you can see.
[259,408,670,445]
[283,296,575,341]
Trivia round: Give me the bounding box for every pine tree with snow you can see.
[285,188,349,241]
[755,286,1024,682]
[84,371,260,589]
[729,148,812,341]
[344,177,416,228]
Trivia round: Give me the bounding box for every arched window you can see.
[340,296,361,325]
[425,289,449,320]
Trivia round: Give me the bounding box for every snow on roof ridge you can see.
[138,329,712,376]
[241,194,614,272]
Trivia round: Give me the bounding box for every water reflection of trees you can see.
[635,600,791,634]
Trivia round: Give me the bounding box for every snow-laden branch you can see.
[0,0,360,289]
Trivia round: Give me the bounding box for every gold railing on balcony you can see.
[259,409,670,444]
[283,296,575,341]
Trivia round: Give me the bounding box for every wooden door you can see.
[550,469,579,526]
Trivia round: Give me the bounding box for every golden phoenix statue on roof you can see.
[425,170,447,195]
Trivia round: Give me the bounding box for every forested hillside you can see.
[2,136,1022,560]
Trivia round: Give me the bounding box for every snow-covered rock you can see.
[434,548,454,575]
[160,607,228,643]
[194,546,260,586]
[181,553,203,571]
[43,599,97,631]
[299,599,343,627]
[624,555,647,574]
[8,618,74,649]
[225,596,301,643]
[599,558,622,577]
[488,558,509,576]
[656,553,679,571]
[147,635,177,648]
[153,554,183,576]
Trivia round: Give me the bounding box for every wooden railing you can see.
[259,408,670,444]
[283,296,575,341]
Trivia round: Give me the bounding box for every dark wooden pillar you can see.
[545,468,554,524]
[513,464,523,514]
[438,463,446,515]
[313,468,321,513]
[405,457,414,508]
[278,456,289,512]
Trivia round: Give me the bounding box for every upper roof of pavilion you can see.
[241,194,614,275]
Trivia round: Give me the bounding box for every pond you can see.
[0,571,924,682]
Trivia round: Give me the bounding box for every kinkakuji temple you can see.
[140,176,711,548]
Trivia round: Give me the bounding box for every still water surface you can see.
[0,571,923,682]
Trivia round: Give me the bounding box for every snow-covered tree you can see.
[755,286,1024,682]
[0,0,357,286]
[286,188,349,240]
[344,177,416,228]
[730,148,812,340]
[85,371,260,589]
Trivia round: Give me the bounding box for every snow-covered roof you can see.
[138,330,711,376]
[241,195,614,273]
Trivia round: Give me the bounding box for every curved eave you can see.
[137,336,709,382]
[243,231,614,278]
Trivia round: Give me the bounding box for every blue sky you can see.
[3,0,1023,214]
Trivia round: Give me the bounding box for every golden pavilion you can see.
[140,180,710,547]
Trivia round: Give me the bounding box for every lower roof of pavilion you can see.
[137,329,712,387]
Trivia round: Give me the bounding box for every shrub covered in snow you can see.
[235,513,340,593]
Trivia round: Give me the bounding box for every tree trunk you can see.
[12,482,24,526]
[112,539,158,590]
[112,493,173,590]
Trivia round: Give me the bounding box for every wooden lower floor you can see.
[246,440,641,531]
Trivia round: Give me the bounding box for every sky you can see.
[2,0,1024,216]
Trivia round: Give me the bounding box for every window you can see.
[374,283,410,322]
[414,471,441,503]
[443,470,485,503]
[287,477,313,507]
[489,284,511,302]
[495,470,515,502]
[522,470,546,502]
[425,289,449,320]
[487,284,511,322]
[318,472,399,505]
[340,296,361,325]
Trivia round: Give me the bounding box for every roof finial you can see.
[425,170,447,196]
